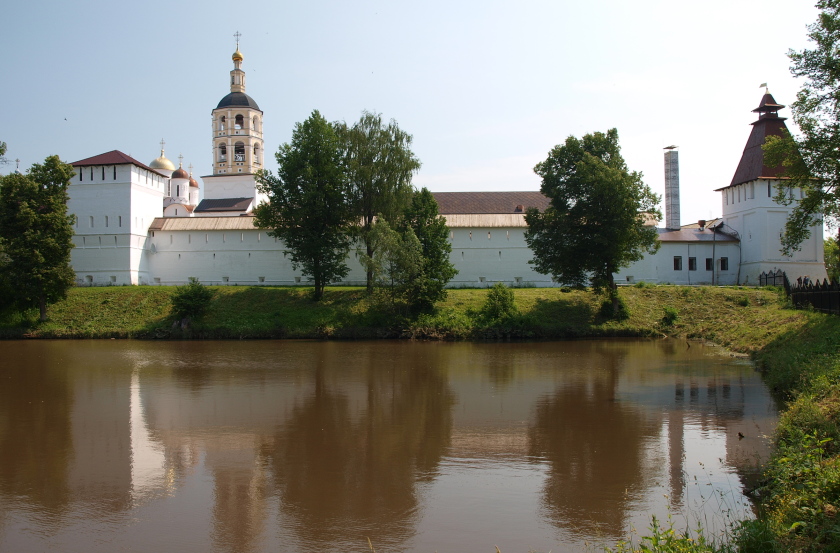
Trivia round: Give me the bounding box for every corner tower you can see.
[199,33,264,213]
[715,90,826,284]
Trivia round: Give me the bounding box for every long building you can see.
[67,46,826,288]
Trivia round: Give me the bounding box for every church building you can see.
[67,44,826,288]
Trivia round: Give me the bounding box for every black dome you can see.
[216,92,261,111]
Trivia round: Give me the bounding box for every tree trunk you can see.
[365,239,374,294]
[39,294,47,322]
[608,274,619,317]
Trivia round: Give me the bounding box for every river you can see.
[0,339,776,552]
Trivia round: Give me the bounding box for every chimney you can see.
[664,146,680,230]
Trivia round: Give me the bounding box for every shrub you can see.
[170,277,214,320]
[661,306,679,326]
[481,282,517,320]
[599,292,630,321]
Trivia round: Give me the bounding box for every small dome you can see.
[216,91,261,110]
[171,167,189,179]
[149,154,176,171]
[232,48,243,62]
[189,177,199,188]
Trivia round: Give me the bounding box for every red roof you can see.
[727,93,791,187]
[71,150,161,174]
[431,191,550,214]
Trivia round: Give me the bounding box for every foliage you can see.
[599,290,630,320]
[255,110,355,301]
[342,111,421,292]
[395,187,457,312]
[826,237,840,281]
[525,128,661,316]
[0,141,7,165]
[661,306,679,326]
[361,189,456,316]
[762,0,840,254]
[170,277,214,321]
[359,219,424,314]
[0,155,76,321]
[606,516,725,553]
[481,282,518,321]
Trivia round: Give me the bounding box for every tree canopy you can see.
[342,111,421,292]
[254,110,355,301]
[361,188,457,315]
[763,0,840,255]
[0,155,76,321]
[525,129,660,312]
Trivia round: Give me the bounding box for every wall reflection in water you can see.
[0,340,776,552]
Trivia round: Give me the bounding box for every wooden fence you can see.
[759,270,840,315]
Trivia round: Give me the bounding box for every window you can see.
[234,142,245,162]
[220,116,226,131]
[113,166,117,179]
[235,114,244,129]
[89,216,94,228]
[90,168,94,181]
[101,167,105,180]
[119,216,122,227]
[673,256,682,271]
[720,257,729,271]
[219,143,227,162]
[705,258,713,271]
[105,216,109,228]
[768,182,772,197]
[254,143,260,164]
[688,257,697,271]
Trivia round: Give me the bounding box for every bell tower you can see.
[199,33,266,211]
[210,32,264,177]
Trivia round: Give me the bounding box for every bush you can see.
[170,277,214,320]
[481,282,518,320]
[661,306,679,326]
[599,292,630,321]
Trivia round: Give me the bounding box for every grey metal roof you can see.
[657,227,738,242]
[216,92,261,111]
[194,197,254,213]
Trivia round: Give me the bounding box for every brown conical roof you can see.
[729,92,790,187]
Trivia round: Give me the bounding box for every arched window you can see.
[218,143,227,162]
[235,114,244,129]
[254,143,260,164]
[220,116,226,131]
[234,142,245,162]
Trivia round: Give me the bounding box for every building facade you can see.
[66,47,826,288]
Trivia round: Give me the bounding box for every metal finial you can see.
[160,138,166,155]
[234,31,241,49]
[178,153,184,167]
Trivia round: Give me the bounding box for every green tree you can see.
[763,0,840,255]
[0,141,8,165]
[361,188,456,314]
[342,111,421,292]
[0,155,76,321]
[397,188,457,313]
[255,110,355,301]
[525,129,661,316]
[170,277,215,321]
[826,237,840,281]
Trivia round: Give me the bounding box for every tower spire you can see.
[230,31,246,93]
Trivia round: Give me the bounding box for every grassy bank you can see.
[2,284,839,551]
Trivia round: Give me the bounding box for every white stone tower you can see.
[716,91,827,284]
[663,146,680,230]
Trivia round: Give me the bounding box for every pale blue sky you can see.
[1,0,819,225]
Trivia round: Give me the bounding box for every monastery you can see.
[67,44,827,288]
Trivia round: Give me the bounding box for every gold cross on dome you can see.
[234,31,241,48]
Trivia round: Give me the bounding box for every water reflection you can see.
[0,340,776,552]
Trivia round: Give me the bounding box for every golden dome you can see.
[149,153,176,171]
[232,48,243,62]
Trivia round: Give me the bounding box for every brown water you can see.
[0,339,776,553]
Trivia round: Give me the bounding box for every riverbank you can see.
[0,284,808,347]
[2,284,839,551]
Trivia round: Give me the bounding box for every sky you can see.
[0,0,821,226]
